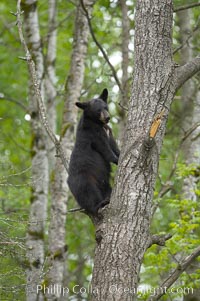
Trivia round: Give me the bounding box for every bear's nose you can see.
[105,116,110,123]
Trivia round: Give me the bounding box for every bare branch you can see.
[15,0,69,172]
[182,122,200,142]
[174,2,200,13]
[0,166,31,181]
[0,93,28,112]
[151,182,173,215]
[79,0,122,93]
[42,12,74,44]
[67,207,84,213]
[148,234,172,248]
[46,0,57,70]
[147,246,200,301]
[152,122,200,216]
[175,56,200,91]
[167,121,200,179]
[0,242,22,245]
[173,17,200,55]
[2,132,31,153]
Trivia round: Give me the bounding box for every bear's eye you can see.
[97,109,102,114]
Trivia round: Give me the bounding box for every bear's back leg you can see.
[68,175,106,214]
[76,183,104,214]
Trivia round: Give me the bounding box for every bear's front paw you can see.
[113,156,119,165]
[100,197,110,208]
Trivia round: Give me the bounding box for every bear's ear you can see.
[75,102,88,110]
[99,88,108,103]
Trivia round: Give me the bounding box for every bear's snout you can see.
[105,116,110,123]
[100,110,110,124]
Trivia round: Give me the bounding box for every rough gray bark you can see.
[176,56,200,90]
[91,1,200,300]
[22,1,47,301]
[46,1,95,300]
[178,10,200,301]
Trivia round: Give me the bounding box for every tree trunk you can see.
[178,10,200,301]
[46,1,95,299]
[22,1,48,301]
[118,0,130,141]
[91,1,200,300]
[178,9,199,202]
[45,0,58,172]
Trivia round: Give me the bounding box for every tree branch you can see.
[151,121,200,217]
[0,93,28,112]
[147,246,200,301]
[175,56,200,91]
[151,182,173,217]
[173,16,200,55]
[174,2,200,13]
[148,234,172,248]
[42,12,74,43]
[67,207,84,213]
[79,0,122,93]
[15,0,69,172]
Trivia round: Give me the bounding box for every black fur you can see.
[67,88,120,214]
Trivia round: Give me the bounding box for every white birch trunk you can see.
[178,10,198,201]
[46,2,95,300]
[118,0,130,141]
[178,10,200,301]
[45,0,57,172]
[22,1,48,301]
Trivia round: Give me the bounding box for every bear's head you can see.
[76,88,110,125]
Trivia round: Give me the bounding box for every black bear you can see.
[67,88,120,214]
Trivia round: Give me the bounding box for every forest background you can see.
[0,0,200,300]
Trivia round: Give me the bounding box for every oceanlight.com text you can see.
[36,284,194,297]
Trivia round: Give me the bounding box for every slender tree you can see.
[118,0,130,140]
[91,1,200,300]
[46,1,95,300]
[178,9,200,301]
[178,9,199,205]
[20,1,58,300]
[45,0,58,172]
[21,1,48,300]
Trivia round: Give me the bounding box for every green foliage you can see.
[0,2,32,299]
[1,0,200,300]
[140,148,200,300]
[176,163,200,178]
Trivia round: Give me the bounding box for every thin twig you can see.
[0,93,28,112]
[43,12,74,43]
[163,122,200,182]
[0,166,31,181]
[67,207,84,213]
[174,2,200,12]
[173,17,200,55]
[79,0,122,93]
[15,1,69,172]
[168,122,200,180]
[151,182,172,215]
[152,122,200,216]
[147,246,200,301]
